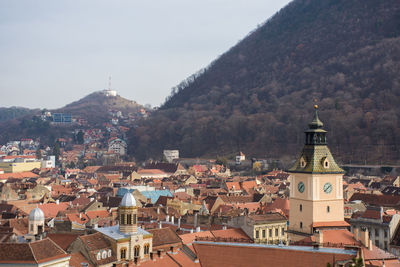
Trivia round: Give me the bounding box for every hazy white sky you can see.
[0,0,291,109]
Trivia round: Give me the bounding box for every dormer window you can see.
[322,157,329,168]
[108,249,112,257]
[102,250,107,259]
[97,252,101,260]
[300,157,306,168]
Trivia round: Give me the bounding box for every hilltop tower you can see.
[119,192,138,234]
[288,106,347,239]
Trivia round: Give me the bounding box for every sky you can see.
[0,0,292,109]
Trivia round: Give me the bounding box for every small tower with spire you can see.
[28,206,45,236]
[118,192,138,234]
[288,105,347,240]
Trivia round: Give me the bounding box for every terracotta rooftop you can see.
[0,238,68,264]
[248,213,287,222]
[147,227,182,248]
[79,232,112,251]
[47,233,80,251]
[193,242,356,267]
[350,193,400,207]
[312,221,350,228]
[68,252,93,267]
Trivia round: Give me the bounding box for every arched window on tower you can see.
[120,248,127,259]
[134,245,140,258]
[327,206,330,213]
[127,214,132,224]
[299,204,303,212]
[144,243,150,255]
[300,222,303,229]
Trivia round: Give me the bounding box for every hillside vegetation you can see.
[0,107,32,122]
[55,91,143,125]
[0,91,143,145]
[129,0,400,164]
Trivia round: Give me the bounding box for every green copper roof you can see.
[309,106,324,129]
[288,144,344,174]
[289,105,344,174]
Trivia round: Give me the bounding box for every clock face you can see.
[298,182,305,193]
[323,182,333,194]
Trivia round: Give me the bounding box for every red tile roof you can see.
[47,233,80,251]
[312,221,350,228]
[0,238,69,264]
[193,242,355,267]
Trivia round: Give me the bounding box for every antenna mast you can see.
[108,75,112,90]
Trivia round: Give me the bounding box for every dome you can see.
[29,207,45,221]
[120,192,136,207]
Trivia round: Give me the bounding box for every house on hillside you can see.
[108,138,127,156]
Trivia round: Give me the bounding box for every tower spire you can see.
[309,104,323,129]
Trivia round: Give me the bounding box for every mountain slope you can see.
[129,0,400,164]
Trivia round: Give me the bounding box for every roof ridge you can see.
[28,241,38,263]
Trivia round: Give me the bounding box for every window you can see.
[275,228,278,237]
[102,251,107,259]
[375,229,379,237]
[120,214,125,224]
[127,214,132,224]
[97,252,101,260]
[281,228,284,236]
[385,241,388,250]
[255,230,259,239]
[133,214,137,224]
[300,222,303,229]
[134,245,140,257]
[120,248,127,259]
[327,206,330,213]
[262,230,266,238]
[375,240,380,247]
[269,229,272,237]
[384,230,388,238]
[144,244,150,255]
[108,249,112,257]
[300,204,302,212]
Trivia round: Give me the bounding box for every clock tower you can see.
[288,106,347,238]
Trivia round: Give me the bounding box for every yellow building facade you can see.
[0,160,41,173]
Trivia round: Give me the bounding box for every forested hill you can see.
[129,0,400,164]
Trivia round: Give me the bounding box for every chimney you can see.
[79,213,82,219]
[56,199,59,205]
[196,226,201,233]
[190,228,194,233]
[166,206,169,214]
[194,213,198,227]
[353,227,360,241]
[360,227,372,250]
[178,217,181,228]
[171,216,175,224]
[315,230,323,245]
[380,206,384,221]
[157,206,160,215]
[158,221,162,229]
[166,215,170,222]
